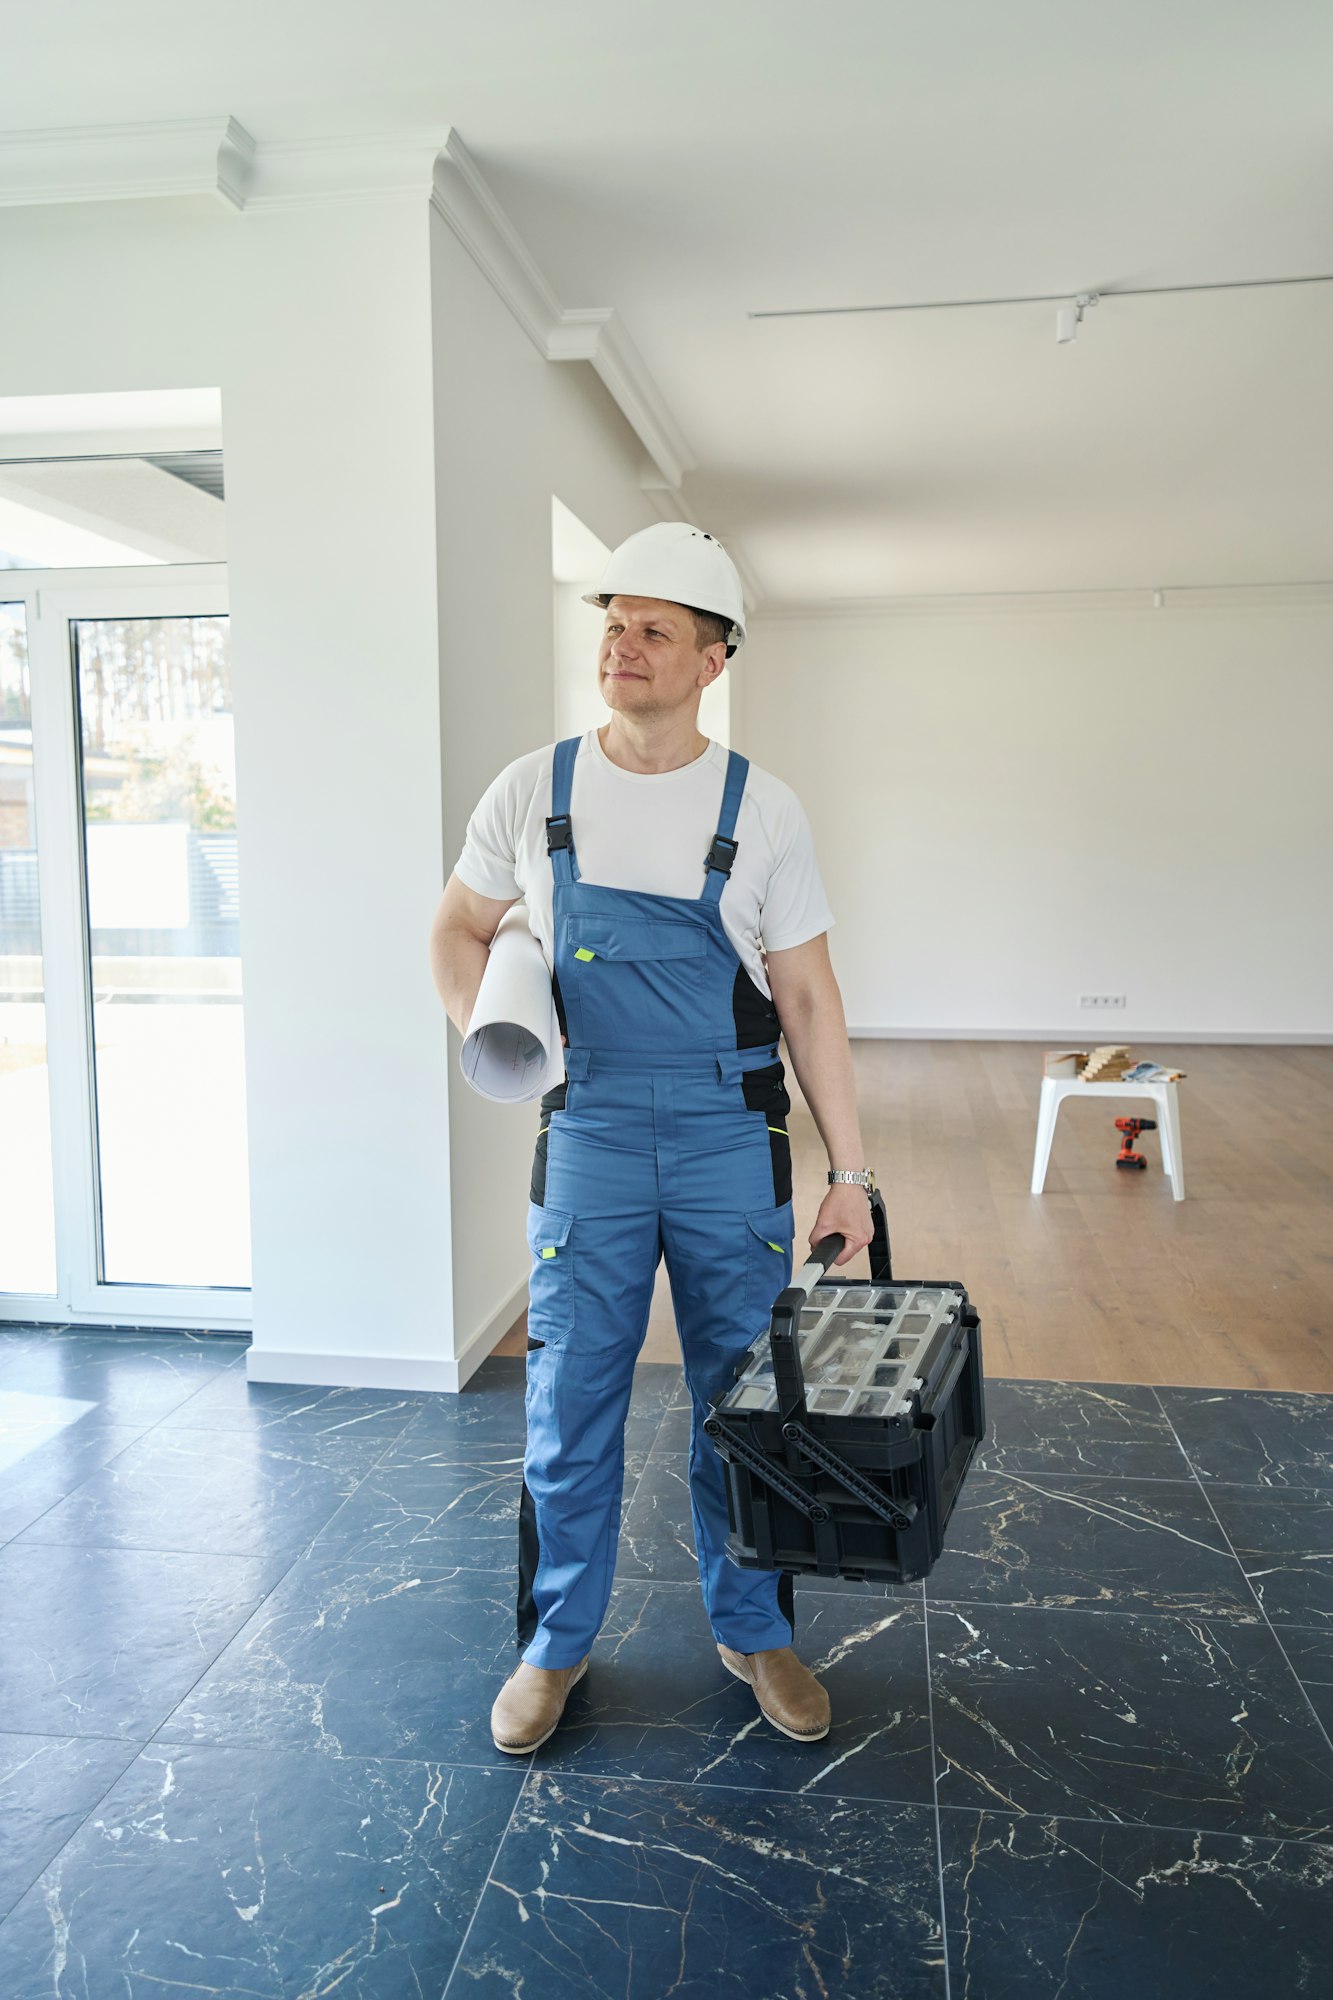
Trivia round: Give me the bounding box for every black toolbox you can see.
[705,1191,985,1585]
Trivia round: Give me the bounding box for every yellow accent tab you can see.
[767,1126,788,1137]
[574,947,596,961]
[767,1241,785,1253]
[540,1246,557,1259]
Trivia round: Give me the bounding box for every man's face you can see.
[598,596,724,719]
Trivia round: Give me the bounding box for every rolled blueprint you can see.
[459,901,566,1102]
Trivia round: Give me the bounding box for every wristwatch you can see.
[828,1167,876,1194]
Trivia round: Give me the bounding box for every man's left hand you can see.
[807,1184,876,1268]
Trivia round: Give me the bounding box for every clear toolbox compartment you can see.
[717,1283,964,1421]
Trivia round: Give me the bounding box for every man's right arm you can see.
[427,873,521,1037]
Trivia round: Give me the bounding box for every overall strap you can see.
[701,749,749,905]
[545,735,582,885]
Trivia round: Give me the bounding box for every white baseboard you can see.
[245,1274,528,1397]
[843,1027,1333,1044]
[452,1274,529,1389]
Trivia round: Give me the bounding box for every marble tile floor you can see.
[0,1326,1331,1996]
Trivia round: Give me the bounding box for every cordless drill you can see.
[1114,1116,1156,1170]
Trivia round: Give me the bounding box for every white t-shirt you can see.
[452,728,835,1000]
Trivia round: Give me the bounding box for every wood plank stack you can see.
[1080,1044,1135,1082]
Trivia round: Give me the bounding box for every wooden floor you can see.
[494,1041,1333,1392]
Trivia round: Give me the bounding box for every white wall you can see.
[554,578,611,740]
[0,186,664,1388]
[0,191,458,1380]
[741,599,1333,1041]
[429,210,658,1379]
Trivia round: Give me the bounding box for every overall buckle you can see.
[705,833,739,876]
[546,813,573,854]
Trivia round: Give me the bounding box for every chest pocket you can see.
[566,919,707,964]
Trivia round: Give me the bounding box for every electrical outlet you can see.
[1080,994,1127,1009]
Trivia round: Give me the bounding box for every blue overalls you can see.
[517,734,798,1668]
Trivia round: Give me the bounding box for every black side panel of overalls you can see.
[530,1080,568,1204]
[551,966,569,1044]
[741,1057,793,1205]
[517,1477,542,1653]
[731,960,782,1048]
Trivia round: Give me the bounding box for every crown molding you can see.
[428,130,564,351]
[430,135,694,489]
[216,118,256,208]
[0,116,256,209]
[547,306,694,493]
[753,581,1333,622]
[242,127,449,207]
[0,115,457,211]
[0,116,695,492]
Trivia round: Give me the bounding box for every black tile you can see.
[401,1355,530,1444]
[616,1451,700,1582]
[627,1361,686,1425]
[8,1427,388,1560]
[939,1808,1333,1998]
[1208,1487,1333,1628]
[0,1332,245,1429]
[309,1439,529,1569]
[976,1378,1191,1479]
[0,1424,151,1545]
[157,1369,428,1440]
[0,1733,139,1922]
[162,1555,518,1764]
[0,1744,521,2000]
[310,1433,652,1568]
[929,1601,1333,1839]
[0,1542,288,1740]
[401,1356,681,1449]
[0,1329,77,1375]
[653,1396,697,1454]
[446,1770,946,1999]
[537,1578,935,1803]
[1301,1683,1333,1740]
[926,1472,1256,1620]
[1281,1626,1333,1685]
[1156,1388,1333,1489]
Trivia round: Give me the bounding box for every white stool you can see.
[1031,1078,1186,1201]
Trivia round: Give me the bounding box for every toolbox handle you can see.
[772,1230,843,1421]
[791,1231,847,1299]
[868,1189,893,1282]
[792,1189,893,1297]
[769,1190,895,1425]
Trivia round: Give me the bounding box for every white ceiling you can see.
[6,1,1332,602]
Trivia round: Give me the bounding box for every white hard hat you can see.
[583,521,746,655]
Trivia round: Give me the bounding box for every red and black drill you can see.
[1114,1116,1156,1170]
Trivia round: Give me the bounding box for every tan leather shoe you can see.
[717,1644,831,1741]
[490,1656,590,1755]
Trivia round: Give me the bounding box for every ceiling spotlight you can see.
[1056,291,1100,344]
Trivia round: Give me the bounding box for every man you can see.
[429,521,875,1755]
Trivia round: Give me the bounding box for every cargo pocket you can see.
[525,1202,575,1348]
[743,1200,795,1326]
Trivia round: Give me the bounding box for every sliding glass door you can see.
[0,602,57,1294]
[1,568,250,1327]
